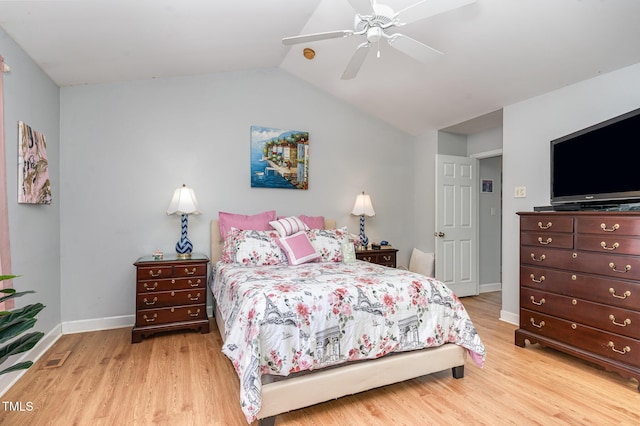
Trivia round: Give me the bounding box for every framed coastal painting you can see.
[250,125,309,190]
[18,121,52,204]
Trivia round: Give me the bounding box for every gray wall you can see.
[59,68,416,323]
[478,156,501,286]
[0,27,61,388]
[501,62,640,322]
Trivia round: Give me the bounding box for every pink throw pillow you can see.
[299,215,325,230]
[219,210,276,240]
[276,232,320,265]
[270,216,308,237]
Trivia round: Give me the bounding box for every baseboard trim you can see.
[500,309,519,326]
[0,323,62,398]
[479,282,501,293]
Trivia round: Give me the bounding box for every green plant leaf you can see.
[0,361,33,375]
[0,275,19,281]
[0,304,45,335]
[0,318,36,344]
[0,288,16,295]
[0,290,35,304]
[0,331,44,366]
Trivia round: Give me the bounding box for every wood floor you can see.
[2,291,639,425]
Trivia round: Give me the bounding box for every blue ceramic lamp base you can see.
[175,214,193,259]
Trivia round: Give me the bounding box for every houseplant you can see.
[0,275,45,375]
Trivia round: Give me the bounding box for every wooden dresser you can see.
[132,253,210,343]
[356,247,398,268]
[516,211,640,389]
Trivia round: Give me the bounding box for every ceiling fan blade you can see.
[282,30,354,46]
[341,42,371,80]
[387,34,443,63]
[347,0,375,15]
[396,0,476,25]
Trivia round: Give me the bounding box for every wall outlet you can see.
[514,186,527,198]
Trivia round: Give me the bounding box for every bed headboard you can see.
[210,218,337,263]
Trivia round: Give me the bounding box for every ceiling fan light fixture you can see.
[303,48,316,60]
[366,27,383,43]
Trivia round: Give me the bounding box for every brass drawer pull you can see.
[149,269,162,277]
[529,274,545,283]
[143,282,158,291]
[601,223,620,232]
[143,313,158,323]
[537,237,552,245]
[607,341,631,355]
[188,309,201,318]
[530,296,545,306]
[609,314,631,327]
[143,297,158,306]
[188,293,201,301]
[537,221,552,230]
[530,253,546,262]
[189,279,201,287]
[609,288,631,299]
[529,318,545,328]
[609,262,631,273]
[184,267,197,275]
[383,255,392,261]
[600,241,619,250]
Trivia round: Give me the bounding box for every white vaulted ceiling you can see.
[1,0,639,135]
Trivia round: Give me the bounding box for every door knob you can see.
[434,232,445,238]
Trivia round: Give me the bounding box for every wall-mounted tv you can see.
[550,107,640,206]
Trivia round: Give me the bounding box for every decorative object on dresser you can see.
[516,212,640,390]
[351,191,375,249]
[132,253,209,343]
[166,184,200,259]
[355,247,398,268]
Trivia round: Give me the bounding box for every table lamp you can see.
[167,184,200,259]
[351,191,375,249]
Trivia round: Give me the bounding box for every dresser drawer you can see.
[520,308,640,368]
[521,266,640,310]
[576,216,640,236]
[136,265,174,280]
[520,215,574,233]
[576,234,640,256]
[136,289,205,310]
[571,250,640,281]
[520,232,574,249]
[136,305,207,326]
[520,246,573,269]
[356,249,397,267]
[521,288,640,339]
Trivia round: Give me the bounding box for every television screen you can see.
[551,107,640,205]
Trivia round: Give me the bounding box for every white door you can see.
[435,155,479,297]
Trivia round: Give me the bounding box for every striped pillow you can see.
[270,216,308,237]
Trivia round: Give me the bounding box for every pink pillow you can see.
[276,232,320,265]
[299,215,325,230]
[219,210,276,240]
[270,216,308,237]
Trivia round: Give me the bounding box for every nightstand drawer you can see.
[136,276,205,293]
[136,289,205,310]
[136,305,207,326]
[356,248,398,268]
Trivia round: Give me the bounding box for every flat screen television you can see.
[550,107,640,206]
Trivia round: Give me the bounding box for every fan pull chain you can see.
[377,39,381,58]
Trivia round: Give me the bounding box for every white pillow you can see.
[409,248,435,277]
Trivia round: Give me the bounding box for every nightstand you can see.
[132,253,210,343]
[356,247,398,268]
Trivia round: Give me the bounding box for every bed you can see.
[210,216,486,425]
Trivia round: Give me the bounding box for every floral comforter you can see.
[211,260,486,423]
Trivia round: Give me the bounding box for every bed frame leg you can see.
[258,416,276,426]
[452,365,465,379]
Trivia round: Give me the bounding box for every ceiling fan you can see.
[282,0,476,79]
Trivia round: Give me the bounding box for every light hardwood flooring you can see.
[2,291,639,425]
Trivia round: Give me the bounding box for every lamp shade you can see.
[351,192,375,217]
[167,184,201,215]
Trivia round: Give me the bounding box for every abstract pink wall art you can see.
[18,121,52,204]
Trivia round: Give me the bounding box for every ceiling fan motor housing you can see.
[354,3,395,35]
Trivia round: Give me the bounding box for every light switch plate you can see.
[514,186,526,198]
